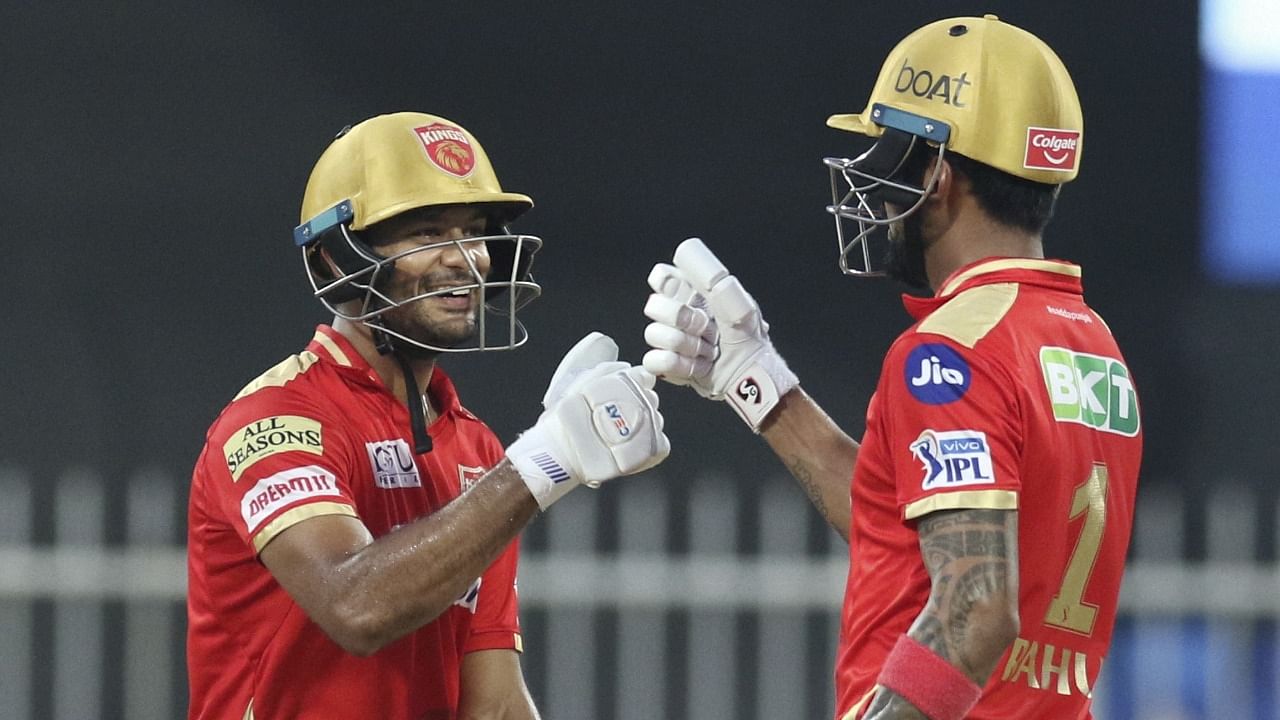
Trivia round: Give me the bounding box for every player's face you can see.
[372,206,492,351]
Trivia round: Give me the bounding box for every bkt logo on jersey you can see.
[905,343,971,404]
[1039,347,1140,436]
[910,430,996,490]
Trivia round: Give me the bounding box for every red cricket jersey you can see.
[188,325,522,720]
[834,259,1142,720]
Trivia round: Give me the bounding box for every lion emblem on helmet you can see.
[414,123,477,178]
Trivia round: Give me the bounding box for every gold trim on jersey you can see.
[251,501,358,553]
[242,699,254,720]
[311,330,354,367]
[840,686,879,720]
[939,259,1081,297]
[904,489,1019,520]
[514,633,524,653]
[233,351,321,401]
[916,283,1019,348]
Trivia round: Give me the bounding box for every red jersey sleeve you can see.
[463,433,523,653]
[201,387,361,553]
[464,538,523,654]
[883,334,1023,521]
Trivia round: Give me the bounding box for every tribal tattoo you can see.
[864,508,1019,720]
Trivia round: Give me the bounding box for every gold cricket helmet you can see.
[823,15,1083,276]
[293,112,542,353]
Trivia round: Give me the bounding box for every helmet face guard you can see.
[296,200,542,353]
[824,105,950,277]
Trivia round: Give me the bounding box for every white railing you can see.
[0,467,1277,719]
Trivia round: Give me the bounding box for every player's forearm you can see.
[866,509,1020,718]
[760,388,856,539]
[864,600,1017,719]
[326,460,537,654]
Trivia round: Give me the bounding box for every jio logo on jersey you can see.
[910,429,996,490]
[905,343,971,404]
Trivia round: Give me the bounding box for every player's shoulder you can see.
[205,350,344,445]
[913,282,1021,351]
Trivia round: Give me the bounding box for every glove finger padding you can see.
[642,348,715,388]
[643,293,715,340]
[672,237,731,295]
[647,263,691,299]
[542,332,620,409]
[644,321,715,359]
[650,237,799,432]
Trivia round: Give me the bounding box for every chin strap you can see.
[375,328,434,454]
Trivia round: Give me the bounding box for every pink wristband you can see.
[877,634,983,720]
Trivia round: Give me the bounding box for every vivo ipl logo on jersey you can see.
[1039,347,1140,436]
[910,429,996,490]
[905,343,971,404]
[365,439,423,489]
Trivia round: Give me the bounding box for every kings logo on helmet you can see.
[1024,127,1080,172]
[414,122,476,178]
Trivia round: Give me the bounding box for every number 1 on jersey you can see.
[1044,463,1108,635]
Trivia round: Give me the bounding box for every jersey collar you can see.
[902,257,1083,321]
[306,325,466,418]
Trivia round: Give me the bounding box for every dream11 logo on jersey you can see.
[1024,127,1080,172]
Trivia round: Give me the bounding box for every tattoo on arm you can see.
[786,456,831,522]
[865,509,1019,720]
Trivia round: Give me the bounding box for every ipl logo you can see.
[909,429,995,490]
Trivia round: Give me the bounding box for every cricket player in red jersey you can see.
[187,112,670,720]
[642,16,1141,720]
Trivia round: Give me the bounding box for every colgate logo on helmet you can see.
[1024,127,1080,172]
[414,123,476,178]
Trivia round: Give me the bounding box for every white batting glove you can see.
[507,332,671,509]
[643,238,798,432]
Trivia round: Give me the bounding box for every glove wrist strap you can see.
[723,352,798,433]
[506,425,579,510]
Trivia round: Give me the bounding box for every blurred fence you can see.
[0,467,1277,720]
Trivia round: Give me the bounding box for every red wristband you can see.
[876,634,983,720]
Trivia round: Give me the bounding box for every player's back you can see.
[955,262,1143,718]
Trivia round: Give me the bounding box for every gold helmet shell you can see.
[827,15,1083,183]
[298,112,532,232]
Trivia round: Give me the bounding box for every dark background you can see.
[1,1,1269,517]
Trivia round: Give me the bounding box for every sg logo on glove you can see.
[736,377,762,405]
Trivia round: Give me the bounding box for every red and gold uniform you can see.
[187,325,522,720]
[836,259,1143,720]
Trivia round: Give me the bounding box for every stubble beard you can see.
[883,209,931,291]
[376,271,482,355]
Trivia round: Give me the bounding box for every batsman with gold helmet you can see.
[642,16,1141,720]
[186,113,671,719]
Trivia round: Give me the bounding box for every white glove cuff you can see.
[724,350,799,433]
[506,424,579,510]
